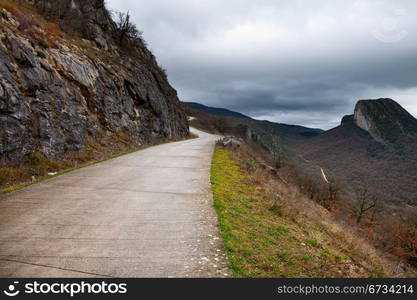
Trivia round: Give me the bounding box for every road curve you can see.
[0,128,229,278]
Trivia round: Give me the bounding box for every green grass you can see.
[36,50,46,59]
[211,145,389,278]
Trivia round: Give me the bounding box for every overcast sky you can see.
[107,0,417,129]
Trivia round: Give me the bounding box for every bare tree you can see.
[271,137,283,169]
[353,183,379,224]
[320,168,338,211]
[114,11,142,47]
[213,117,228,134]
[326,182,338,211]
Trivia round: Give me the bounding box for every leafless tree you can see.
[270,137,283,169]
[325,182,338,211]
[213,117,228,134]
[319,168,338,211]
[114,11,142,47]
[353,183,379,224]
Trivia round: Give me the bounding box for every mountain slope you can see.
[293,99,417,205]
[207,101,417,272]
[186,98,416,205]
[183,101,323,157]
[184,102,251,119]
[211,143,408,277]
[0,0,188,165]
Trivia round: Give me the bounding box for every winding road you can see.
[0,128,229,278]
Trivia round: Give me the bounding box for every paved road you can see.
[0,128,229,277]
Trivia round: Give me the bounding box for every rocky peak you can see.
[353,98,417,143]
[341,114,354,125]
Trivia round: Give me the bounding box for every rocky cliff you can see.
[0,0,189,165]
[353,98,417,144]
[293,98,417,205]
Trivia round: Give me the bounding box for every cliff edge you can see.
[0,0,189,164]
[353,98,417,144]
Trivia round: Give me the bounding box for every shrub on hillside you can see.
[379,218,417,268]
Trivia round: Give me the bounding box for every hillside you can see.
[186,99,416,206]
[0,0,189,167]
[184,102,251,119]
[207,100,417,273]
[183,101,323,158]
[293,99,417,205]
[212,142,414,277]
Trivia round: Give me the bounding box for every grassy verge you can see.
[211,144,394,278]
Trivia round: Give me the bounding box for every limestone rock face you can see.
[0,2,188,164]
[353,98,417,144]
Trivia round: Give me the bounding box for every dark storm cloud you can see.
[107,0,417,129]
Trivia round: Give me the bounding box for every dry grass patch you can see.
[0,0,19,14]
[0,0,62,48]
[189,132,199,139]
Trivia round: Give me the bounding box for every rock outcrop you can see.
[341,114,354,125]
[293,99,417,205]
[219,136,243,149]
[0,1,189,164]
[353,98,417,144]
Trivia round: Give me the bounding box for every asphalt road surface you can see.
[0,128,229,278]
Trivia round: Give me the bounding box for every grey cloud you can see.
[107,0,417,129]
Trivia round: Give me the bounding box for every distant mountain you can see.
[352,98,417,144]
[184,101,323,159]
[293,99,417,205]
[185,98,416,204]
[184,102,252,119]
